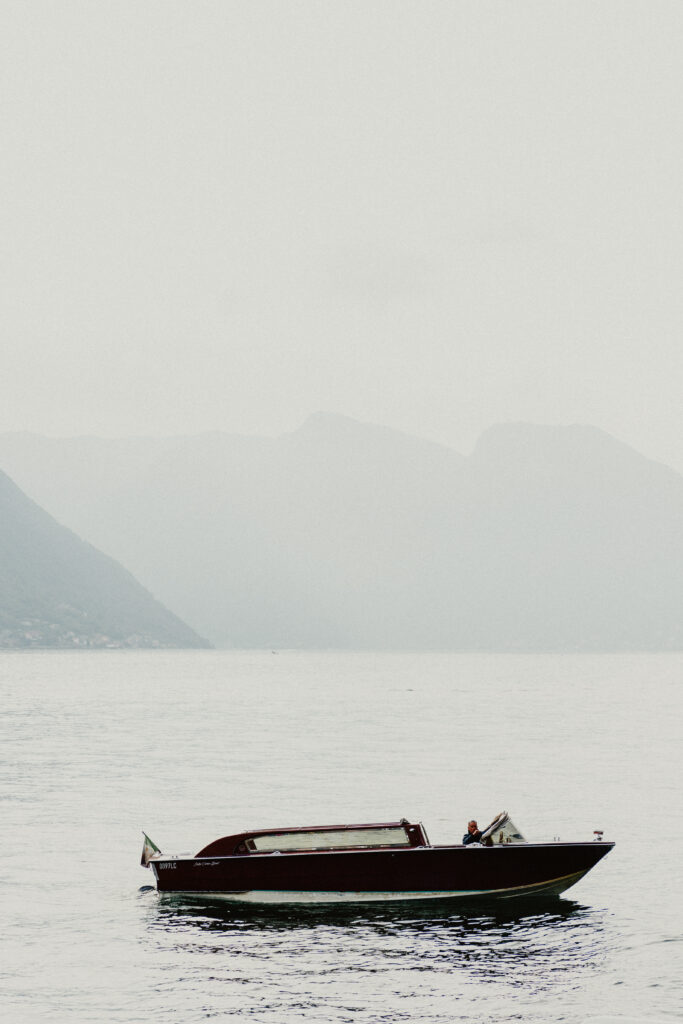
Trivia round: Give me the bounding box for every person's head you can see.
[467,820,478,834]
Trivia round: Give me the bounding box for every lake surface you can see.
[1,650,681,1023]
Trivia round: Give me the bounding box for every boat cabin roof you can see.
[195,820,428,858]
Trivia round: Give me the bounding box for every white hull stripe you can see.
[159,869,588,904]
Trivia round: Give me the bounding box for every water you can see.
[1,650,681,1023]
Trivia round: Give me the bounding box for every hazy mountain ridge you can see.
[0,416,681,650]
[0,469,209,648]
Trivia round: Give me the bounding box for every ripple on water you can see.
[137,894,614,1022]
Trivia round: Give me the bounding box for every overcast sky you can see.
[2,1,682,470]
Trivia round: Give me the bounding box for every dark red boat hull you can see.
[151,841,613,903]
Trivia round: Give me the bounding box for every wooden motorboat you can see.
[140,812,613,904]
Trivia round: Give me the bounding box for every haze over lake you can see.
[2,416,682,651]
[3,3,683,478]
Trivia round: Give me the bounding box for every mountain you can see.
[0,416,681,650]
[0,469,208,648]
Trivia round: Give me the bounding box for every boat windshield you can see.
[481,812,527,844]
[247,826,411,853]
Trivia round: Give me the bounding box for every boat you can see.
[140,812,614,904]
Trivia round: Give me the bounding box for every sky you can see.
[2,1,682,471]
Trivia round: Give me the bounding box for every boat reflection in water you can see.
[141,812,614,906]
[143,891,611,995]
[149,888,595,931]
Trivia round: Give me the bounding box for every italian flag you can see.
[141,832,162,867]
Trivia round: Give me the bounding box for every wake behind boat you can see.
[140,812,614,904]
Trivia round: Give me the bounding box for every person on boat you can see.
[462,820,483,845]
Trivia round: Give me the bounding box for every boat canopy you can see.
[195,820,428,857]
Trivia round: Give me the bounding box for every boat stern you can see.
[141,832,162,867]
